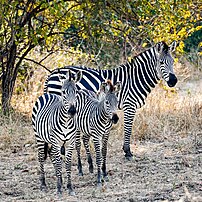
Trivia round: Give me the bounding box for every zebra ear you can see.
[58,74,66,83]
[155,42,164,54]
[100,82,108,93]
[169,41,178,52]
[75,71,82,83]
[66,70,71,81]
[114,82,122,93]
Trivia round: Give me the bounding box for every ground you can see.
[0,122,201,202]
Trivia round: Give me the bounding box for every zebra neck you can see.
[59,105,70,123]
[100,51,160,90]
[130,48,160,91]
[97,100,109,123]
[93,101,109,123]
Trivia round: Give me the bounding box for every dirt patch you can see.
[0,127,201,202]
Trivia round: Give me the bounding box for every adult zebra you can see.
[75,81,121,185]
[44,41,178,160]
[32,70,82,195]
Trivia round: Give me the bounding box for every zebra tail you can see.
[60,141,66,155]
[44,142,48,160]
[60,145,65,155]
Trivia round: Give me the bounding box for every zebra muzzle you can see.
[167,73,177,87]
[111,113,119,124]
[68,105,76,117]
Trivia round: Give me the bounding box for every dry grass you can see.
[0,113,34,155]
[133,87,201,141]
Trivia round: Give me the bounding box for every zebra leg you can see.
[83,135,93,173]
[50,145,63,195]
[102,133,109,181]
[65,144,75,196]
[92,136,102,186]
[75,131,83,176]
[123,110,135,160]
[37,140,48,191]
[49,146,60,177]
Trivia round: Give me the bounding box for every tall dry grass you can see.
[134,86,201,142]
[0,113,33,153]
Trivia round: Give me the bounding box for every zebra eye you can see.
[160,60,164,65]
[105,100,109,105]
[61,89,66,94]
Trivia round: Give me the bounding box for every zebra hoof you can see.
[97,182,102,188]
[67,184,75,196]
[124,151,133,161]
[69,190,76,196]
[103,175,109,182]
[125,155,133,161]
[57,190,62,197]
[123,145,133,160]
[78,172,83,176]
[40,184,47,192]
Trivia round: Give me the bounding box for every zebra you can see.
[32,70,82,195]
[75,80,121,185]
[44,41,178,160]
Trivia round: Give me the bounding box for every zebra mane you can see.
[131,41,169,63]
[96,80,114,102]
[130,46,153,64]
[161,41,169,53]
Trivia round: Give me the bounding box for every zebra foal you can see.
[32,70,82,195]
[44,41,178,160]
[75,80,121,186]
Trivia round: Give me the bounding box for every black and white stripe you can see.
[44,41,178,160]
[32,70,82,195]
[75,81,121,185]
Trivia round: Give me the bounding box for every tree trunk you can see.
[1,42,17,115]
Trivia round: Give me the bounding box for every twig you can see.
[16,56,51,72]
[39,52,54,64]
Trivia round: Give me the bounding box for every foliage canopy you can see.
[0,0,201,113]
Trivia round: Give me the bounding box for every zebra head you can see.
[155,41,178,87]
[99,80,122,124]
[59,70,82,117]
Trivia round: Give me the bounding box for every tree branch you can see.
[16,56,52,73]
[39,52,54,64]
